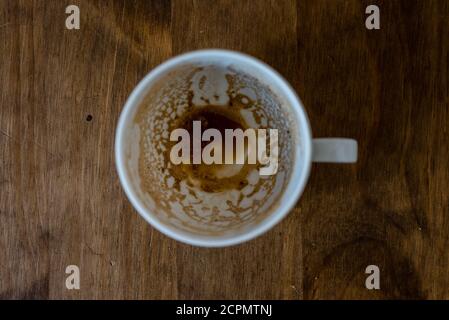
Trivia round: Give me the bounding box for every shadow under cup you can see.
[115,51,312,247]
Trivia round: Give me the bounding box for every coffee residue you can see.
[166,102,261,193]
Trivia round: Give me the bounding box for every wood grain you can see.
[0,0,448,299]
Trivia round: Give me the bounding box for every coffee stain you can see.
[129,64,294,234]
[166,103,260,193]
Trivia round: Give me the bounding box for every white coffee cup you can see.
[115,50,357,247]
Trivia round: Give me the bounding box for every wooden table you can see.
[1,0,448,299]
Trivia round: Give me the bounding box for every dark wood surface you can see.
[1,0,448,299]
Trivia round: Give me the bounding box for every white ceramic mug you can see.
[115,50,357,247]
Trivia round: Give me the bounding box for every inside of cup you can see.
[118,52,309,244]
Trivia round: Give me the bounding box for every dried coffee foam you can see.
[125,63,299,236]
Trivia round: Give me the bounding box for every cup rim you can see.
[115,49,312,247]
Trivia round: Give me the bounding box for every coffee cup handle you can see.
[312,138,358,163]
